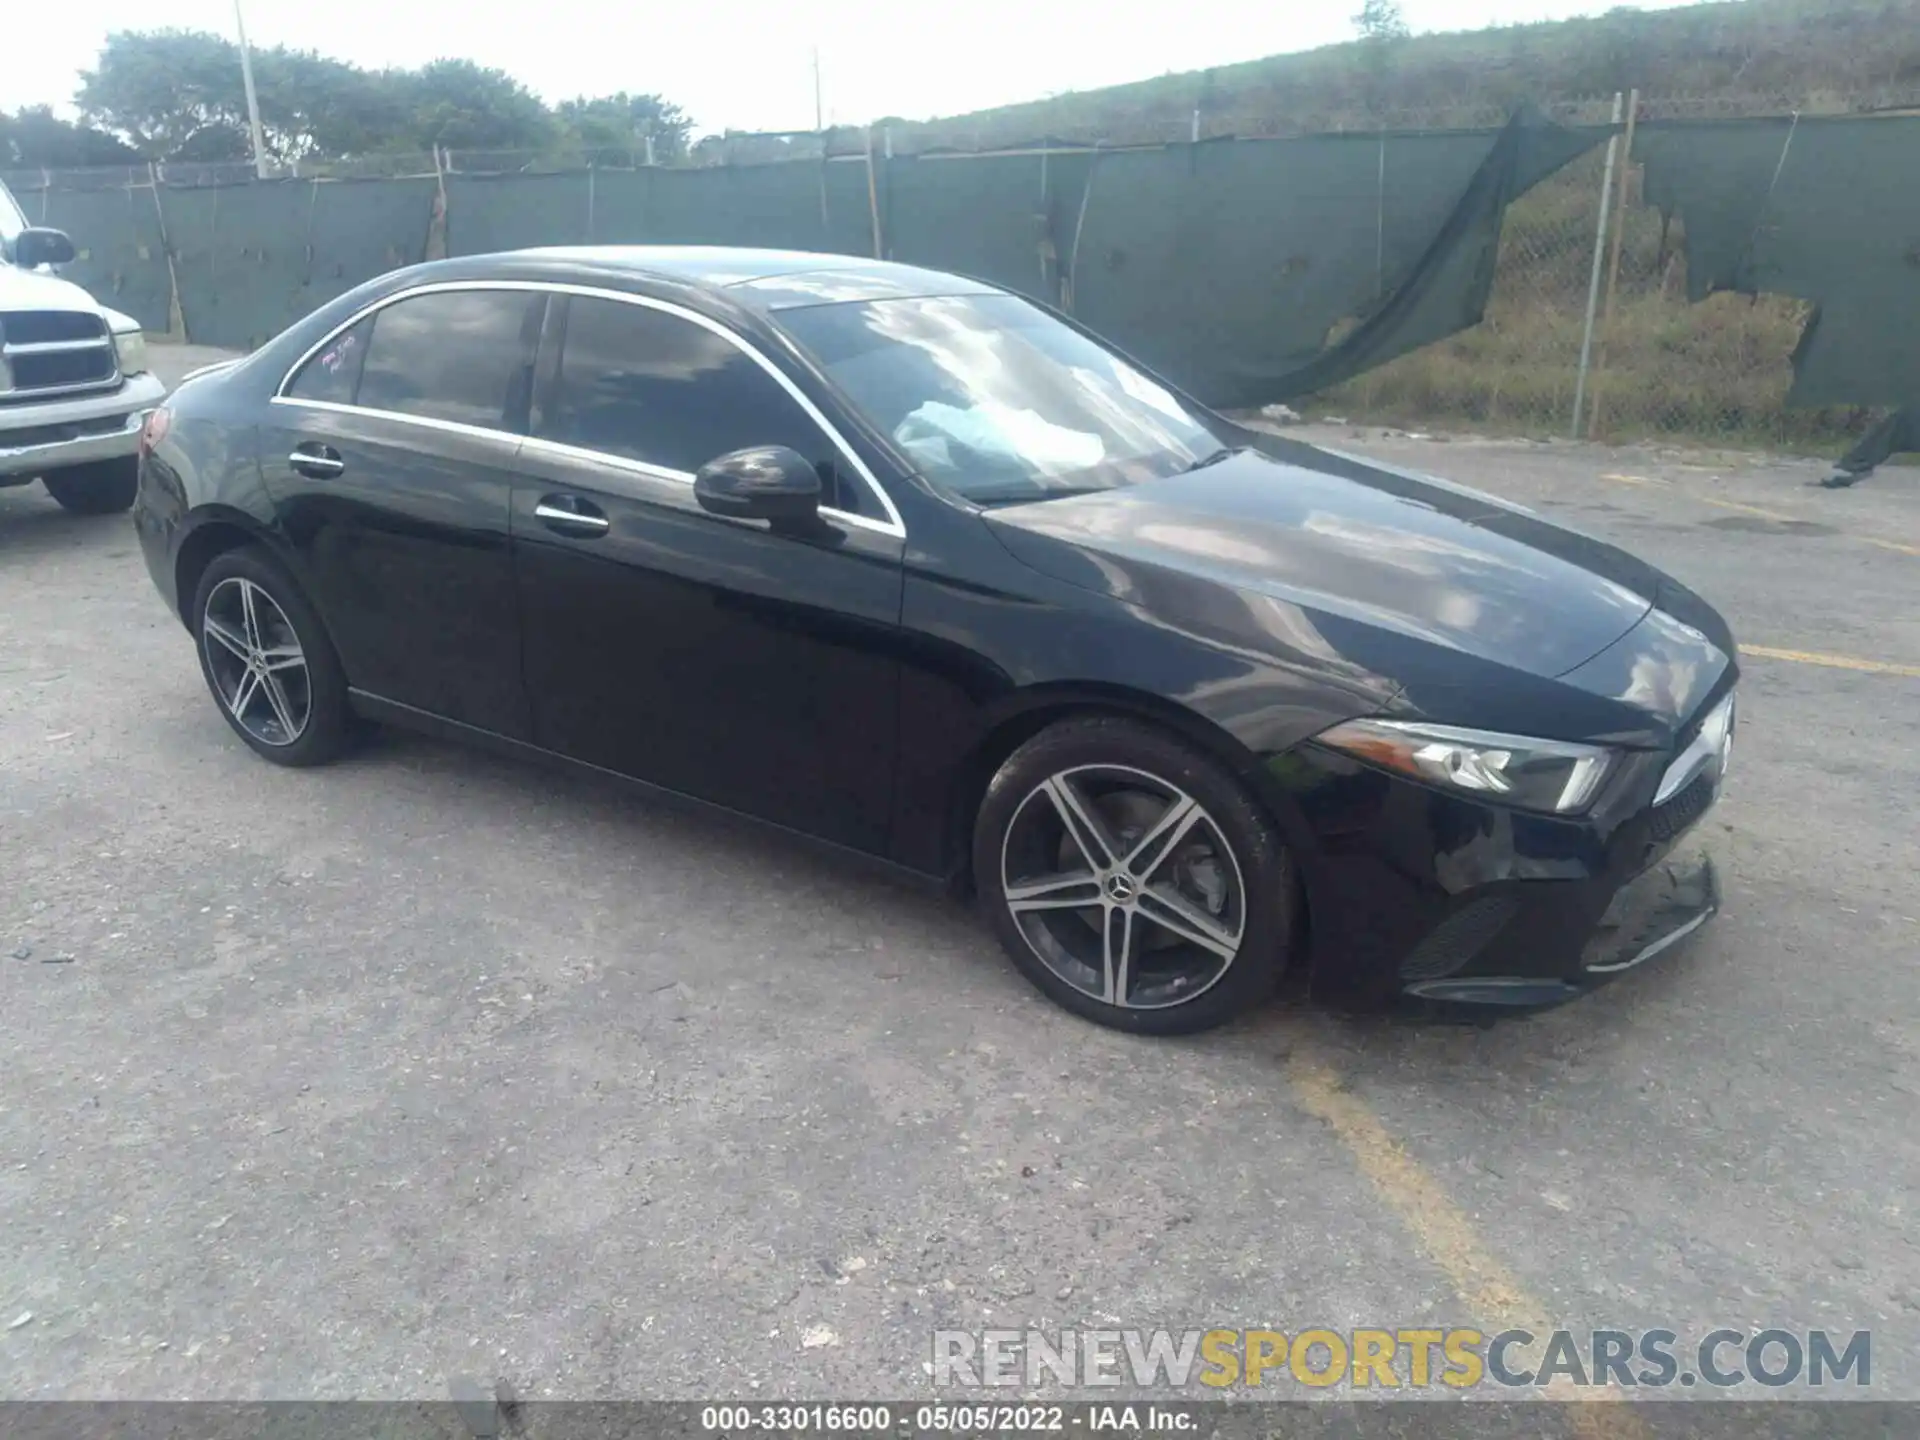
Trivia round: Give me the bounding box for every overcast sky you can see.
[6,1,1685,137]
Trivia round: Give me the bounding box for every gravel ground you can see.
[2,351,1916,1416]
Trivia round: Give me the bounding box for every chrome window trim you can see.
[518,433,694,487]
[272,278,907,539]
[271,396,523,449]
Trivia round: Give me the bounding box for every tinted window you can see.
[779,293,1220,507]
[285,316,372,404]
[354,290,542,431]
[540,297,871,516]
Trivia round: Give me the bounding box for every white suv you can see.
[0,177,167,513]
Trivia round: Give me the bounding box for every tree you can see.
[393,60,555,153]
[1353,0,1410,43]
[69,31,636,166]
[1353,0,1410,113]
[0,107,142,168]
[556,93,693,163]
[251,50,408,158]
[77,30,255,160]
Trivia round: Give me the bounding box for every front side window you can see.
[350,289,543,431]
[778,293,1223,506]
[537,296,873,516]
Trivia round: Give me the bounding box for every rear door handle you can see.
[289,443,344,479]
[534,494,611,537]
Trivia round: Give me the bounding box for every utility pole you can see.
[233,0,270,179]
[813,47,824,131]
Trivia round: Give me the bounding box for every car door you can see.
[510,291,907,855]
[263,286,545,739]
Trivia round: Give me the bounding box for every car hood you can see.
[0,263,102,314]
[983,446,1662,683]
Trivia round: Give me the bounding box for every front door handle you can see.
[288,443,344,479]
[534,494,611,537]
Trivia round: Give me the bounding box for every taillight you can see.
[139,406,172,459]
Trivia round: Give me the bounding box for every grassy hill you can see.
[870,0,1920,150]
[830,0,1912,450]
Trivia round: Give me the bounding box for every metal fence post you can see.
[1588,89,1640,440]
[146,161,187,342]
[1570,92,1625,439]
[864,127,884,259]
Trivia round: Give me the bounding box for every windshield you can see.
[0,182,26,263]
[778,293,1224,506]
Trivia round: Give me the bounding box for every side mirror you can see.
[694,445,821,531]
[14,228,77,269]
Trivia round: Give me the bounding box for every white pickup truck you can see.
[0,177,167,513]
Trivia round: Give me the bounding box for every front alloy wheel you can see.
[975,718,1292,1035]
[1001,765,1246,1011]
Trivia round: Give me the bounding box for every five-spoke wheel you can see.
[201,576,312,747]
[1001,765,1246,1011]
[976,718,1292,1034]
[191,547,353,767]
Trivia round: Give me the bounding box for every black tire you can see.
[973,716,1293,1036]
[190,546,354,768]
[43,458,138,514]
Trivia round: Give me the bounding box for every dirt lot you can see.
[2,349,1917,1409]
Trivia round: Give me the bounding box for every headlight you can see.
[1314,717,1615,815]
[112,328,150,376]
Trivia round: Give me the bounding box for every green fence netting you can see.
[1069,112,1609,407]
[40,185,173,332]
[878,149,1097,303]
[16,114,1625,407]
[161,177,435,350]
[1638,115,1920,410]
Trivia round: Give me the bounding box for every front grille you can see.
[0,310,118,398]
[2,311,107,345]
[1398,895,1519,981]
[1647,771,1716,843]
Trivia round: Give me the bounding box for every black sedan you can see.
[133,247,1736,1034]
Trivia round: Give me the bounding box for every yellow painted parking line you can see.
[1288,1054,1648,1438]
[1691,494,1797,523]
[1741,644,1920,678]
[1600,471,1919,554]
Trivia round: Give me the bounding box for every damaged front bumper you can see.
[1400,846,1721,1009]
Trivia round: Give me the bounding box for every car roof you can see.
[510,246,1003,310]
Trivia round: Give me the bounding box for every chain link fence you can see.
[1309,92,1913,450]
[8,88,1911,454]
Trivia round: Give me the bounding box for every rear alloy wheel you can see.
[192,548,353,767]
[975,717,1292,1035]
[43,458,138,515]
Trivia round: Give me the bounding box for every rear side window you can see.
[351,289,543,431]
[538,296,875,516]
[284,316,371,405]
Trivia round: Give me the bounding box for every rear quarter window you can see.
[284,317,372,405]
[284,289,544,432]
